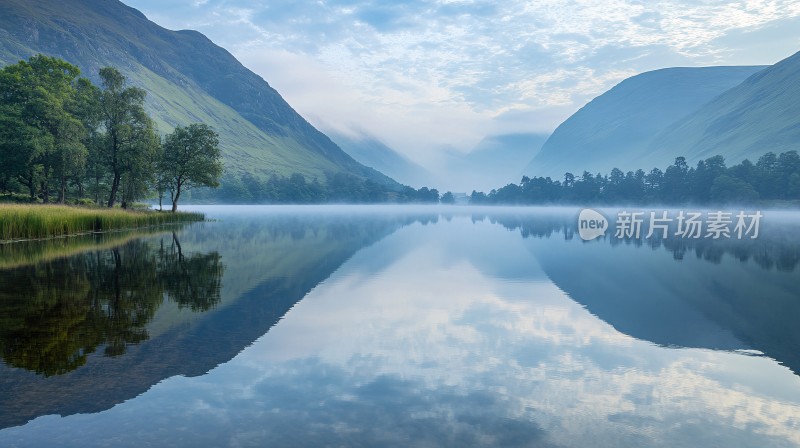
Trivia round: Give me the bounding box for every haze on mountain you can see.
[326,130,433,188]
[0,0,396,189]
[525,66,765,179]
[330,130,547,192]
[435,133,549,193]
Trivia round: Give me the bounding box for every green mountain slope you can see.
[0,0,396,186]
[525,66,764,178]
[645,51,800,166]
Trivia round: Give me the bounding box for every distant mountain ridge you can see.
[327,131,433,188]
[645,50,800,167]
[0,0,397,187]
[525,66,766,178]
[437,133,549,192]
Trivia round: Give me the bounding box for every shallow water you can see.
[1,205,800,447]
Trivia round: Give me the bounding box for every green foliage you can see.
[161,124,223,211]
[191,172,440,204]
[96,66,159,208]
[710,175,760,203]
[0,56,228,208]
[473,151,800,205]
[0,55,89,203]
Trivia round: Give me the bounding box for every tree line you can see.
[0,55,222,211]
[470,153,800,205]
[190,171,442,204]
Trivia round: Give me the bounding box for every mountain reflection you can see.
[485,211,800,375]
[488,211,800,272]
[0,233,223,377]
[0,209,427,430]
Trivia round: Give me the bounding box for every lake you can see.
[1,205,799,447]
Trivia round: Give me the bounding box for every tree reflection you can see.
[489,213,800,272]
[158,233,224,312]
[0,234,223,376]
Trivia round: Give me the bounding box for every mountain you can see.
[645,50,800,166]
[525,66,765,179]
[327,130,433,188]
[0,0,396,187]
[437,133,548,192]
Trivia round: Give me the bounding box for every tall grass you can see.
[0,204,204,242]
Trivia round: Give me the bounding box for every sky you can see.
[122,0,800,165]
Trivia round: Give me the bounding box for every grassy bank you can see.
[0,204,204,242]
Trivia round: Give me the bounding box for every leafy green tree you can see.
[662,157,690,203]
[755,152,779,199]
[710,175,759,204]
[119,123,160,208]
[0,56,91,203]
[0,65,32,196]
[441,191,455,204]
[161,124,223,211]
[0,98,41,198]
[71,77,102,200]
[97,67,157,208]
[692,155,727,203]
[777,151,800,199]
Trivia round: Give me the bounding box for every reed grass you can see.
[0,204,204,242]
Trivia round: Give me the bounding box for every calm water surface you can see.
[1,205,800,447]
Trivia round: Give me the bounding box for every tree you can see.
[161,124,223,211]
[0,55,91,203]
[710,175,759,204]
[97,67,157,208]
[441,191,455,204]
[692,155,726,203]
[662,157,690,203]
[0,96,41,198]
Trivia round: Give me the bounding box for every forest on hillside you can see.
[472,152,800,205]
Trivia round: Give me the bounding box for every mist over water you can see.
[1,205,799,447]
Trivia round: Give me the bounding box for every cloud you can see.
[123,0,800,161]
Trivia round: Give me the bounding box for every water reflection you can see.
[1,206,799,448]
[0,209,426,430]
[488,210,800,272]
[488,211,800,374]
[0,234,222,376]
